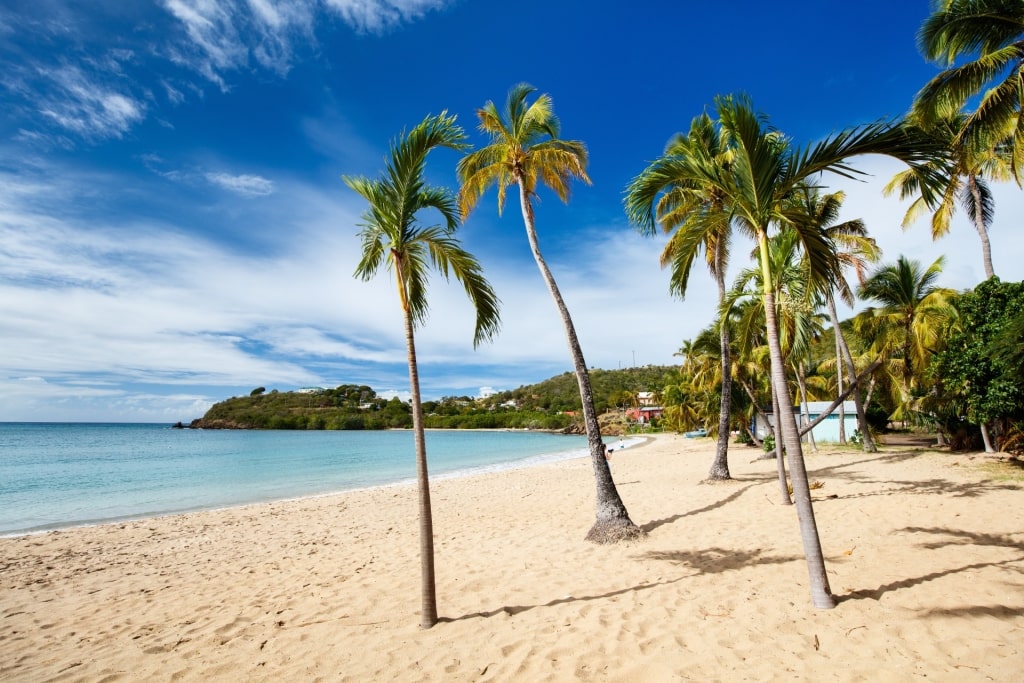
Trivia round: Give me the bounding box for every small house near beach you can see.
[753,401,857,444]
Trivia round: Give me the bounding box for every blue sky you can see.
[1,1,1021,423]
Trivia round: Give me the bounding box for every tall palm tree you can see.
[786,187,881,451]
[857,256,956,431]
[345,112,501,628]
[632,93,948,609]
[625,112,736,480]
[885,113,1013,279]
[913,0,1024,173]
[457,84,641,543]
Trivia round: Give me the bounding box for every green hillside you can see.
[187,365,676,431]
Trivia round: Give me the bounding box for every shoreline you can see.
[0,430,648,540]
[2,433,1021,681]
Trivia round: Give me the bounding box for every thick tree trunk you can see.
[403,306,437,628]
[709,248,732,480]
[827,295,877,453]
[518,185,641,543]
[759,236,834,609]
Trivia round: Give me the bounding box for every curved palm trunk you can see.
[518,185,641,543]
[827,295,877,453]
[402,306,437,628]
[709,245,732,480]
[968,175,995,279]
[759,236,835,609]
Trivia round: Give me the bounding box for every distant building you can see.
[753,401,857,443]
[478,387,498,400]
[296,387,326,394]
[626,406,663,423]
[637,391,656,406]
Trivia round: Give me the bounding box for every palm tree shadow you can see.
[838,526,1024,603]
[440,576,687,623]
[641,483,756,533]
[643,546,800,573]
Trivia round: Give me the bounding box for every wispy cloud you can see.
[322,0,452,34]
[205,172,276,196]
[34,64,146,141]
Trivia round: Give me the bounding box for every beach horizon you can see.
[1,433,1021,681]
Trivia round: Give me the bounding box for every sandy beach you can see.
[1,433,1021,681]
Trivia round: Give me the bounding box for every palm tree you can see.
[629,93,948,609]
[913,0,1024,174]
[786,187,881,452]
[345,112,501,628]
[625,112,736,480]
[857,256,957,435]
[457,83,641,543]
[885,113,1013,279]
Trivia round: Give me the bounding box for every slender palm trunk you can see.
[827,295,876,452]
[968,175,995,279]
[772,389,791,505]
[834,327,846,444]
[517,185,641,543]
[797,362,817,453]
[759,235,834,609]
[403,307,437,628]
[709,245,732,480]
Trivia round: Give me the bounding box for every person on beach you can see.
[604,444,613,470]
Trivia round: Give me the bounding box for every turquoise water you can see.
[0,424,617,536]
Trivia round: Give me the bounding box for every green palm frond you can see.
[345,112,501,348]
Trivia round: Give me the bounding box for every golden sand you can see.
[1,433,1021,681]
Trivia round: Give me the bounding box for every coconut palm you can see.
[912,0,1024,173]
[457,83,641,543]
[345,112,501,628]
[632,93,948,608]
[625,112,736,480]
[857,255,956,432]
[885,113,1013,279]
[786,187,882,451]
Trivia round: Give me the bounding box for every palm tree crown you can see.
[913,0,1024,166]
[348,112,500,346]
[458,83,590,216]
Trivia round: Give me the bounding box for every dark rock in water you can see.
[171,421,186,429]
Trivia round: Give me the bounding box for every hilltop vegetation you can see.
[187,365,675,431]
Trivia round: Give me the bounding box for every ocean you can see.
[0,423,637,537]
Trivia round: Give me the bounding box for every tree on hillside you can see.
[457,83,641,543]
[345,112,501,628]
[625,112,736,480]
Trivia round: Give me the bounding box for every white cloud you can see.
[36,64,146,140]
[205,172,276,196]
[322,0,451,33]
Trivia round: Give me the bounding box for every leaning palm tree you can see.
[632,93,948,609]
[457,83,641,543]
[625,112,736,480]
[913,0,1024,174]
[885,113,1013,279]
[345,112,501,628]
